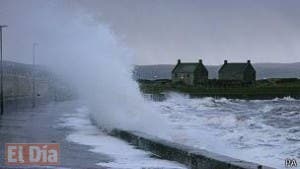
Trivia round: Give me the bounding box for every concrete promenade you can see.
[0,101,111,168]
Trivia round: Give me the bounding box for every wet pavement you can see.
[0,101,111,169]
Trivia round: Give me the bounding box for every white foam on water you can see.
[58,104,186,169]
[155,93,300,169]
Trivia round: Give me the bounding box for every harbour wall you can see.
[110,129,275,169]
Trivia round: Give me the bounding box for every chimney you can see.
[224,60,228,64]
[199,59,203,64]
[177,59,181,64]
[247,60,251,64]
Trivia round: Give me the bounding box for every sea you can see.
[152,93,300,168]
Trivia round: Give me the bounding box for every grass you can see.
[138,78,300,99]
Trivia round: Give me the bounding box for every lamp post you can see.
[32,43,38,108]
[0,25,7,115]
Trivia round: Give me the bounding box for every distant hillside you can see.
[133,63,300,80]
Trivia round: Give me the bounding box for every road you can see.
[0,100,185,169]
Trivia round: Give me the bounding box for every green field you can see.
[138,78,300,99]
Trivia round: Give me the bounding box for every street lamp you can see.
[0,25,7,115]
[32,43,38,108]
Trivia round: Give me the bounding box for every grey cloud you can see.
[1,0,300,65]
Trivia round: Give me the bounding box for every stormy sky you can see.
[1,0,300,65]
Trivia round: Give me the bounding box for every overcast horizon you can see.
[1,0,300,65]
[135,61,300,66]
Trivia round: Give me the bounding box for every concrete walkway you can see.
[0,101,111,168]
[0,101,186,169]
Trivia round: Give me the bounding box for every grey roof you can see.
[173,63,198,73]
[172,62,208,73]
[219,63,251,75]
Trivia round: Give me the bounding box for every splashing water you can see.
[44,5,171,136]
[154,93,300,168]
[3,2,299,168]
[1,1,170,136]
[58,103,185,169]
